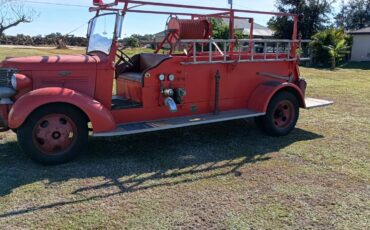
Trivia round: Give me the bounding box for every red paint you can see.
[113,1,297,17]
[8,87,116,132]
[116,78,142,102]
[14,74,32,90]
[32,114,77,154]
[248,83,306,113]
[0,1,309,136]
[2,55,97,70]
[168,18,211,40]
[272,100,295,128]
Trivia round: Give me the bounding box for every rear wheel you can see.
[17,104,88,165]
[256,91,299,136]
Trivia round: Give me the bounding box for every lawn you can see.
[0,47,369,229]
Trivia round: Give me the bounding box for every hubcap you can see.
[32,114,77,155]
[273,100,295,129]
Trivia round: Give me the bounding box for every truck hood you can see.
[0,54,100,71]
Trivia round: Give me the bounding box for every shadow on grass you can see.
[300,61,370,71]
[0,120,323,218]
[339,61,370,70]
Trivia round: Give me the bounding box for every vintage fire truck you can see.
[0,0,333,165]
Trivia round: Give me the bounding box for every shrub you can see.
[309,29,352,68]
[125,36,140,48]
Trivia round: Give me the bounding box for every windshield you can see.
[87,13,118,55]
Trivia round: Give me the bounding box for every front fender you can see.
[248,81,306,113]
[8,87,116,133]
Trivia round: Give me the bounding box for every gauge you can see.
[168,74,175,81]
[158,74,165,81]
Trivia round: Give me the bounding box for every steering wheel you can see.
[116,48,134,69]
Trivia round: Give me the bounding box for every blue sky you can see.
[6,0,344,37]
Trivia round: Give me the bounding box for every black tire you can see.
[17,104,88,165]
[255,91,299,136]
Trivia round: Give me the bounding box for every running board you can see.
[305,97,334,109]
[93,109,265,137]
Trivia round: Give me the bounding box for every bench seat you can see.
[117,53,170,84]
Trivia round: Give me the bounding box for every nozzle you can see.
[164,97,178,113]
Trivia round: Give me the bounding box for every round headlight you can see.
[11,74,17,90]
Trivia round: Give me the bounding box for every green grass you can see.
[0,47,369,229]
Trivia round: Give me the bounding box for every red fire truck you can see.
[0,0,333,165]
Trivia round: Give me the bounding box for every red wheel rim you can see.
[272,100,295,129]
[32,114,78,155]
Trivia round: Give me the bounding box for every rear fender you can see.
[8,87,116,133]
[248,82,306,113]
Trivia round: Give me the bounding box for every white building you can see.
[349,27,370,62]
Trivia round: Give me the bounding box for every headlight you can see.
[11,74,17,90]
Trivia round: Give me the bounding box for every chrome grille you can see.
[0,68,15,87]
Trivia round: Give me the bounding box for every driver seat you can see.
[118,53,171,84]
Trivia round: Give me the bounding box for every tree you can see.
[324,39,351,69]
[309,29,351,69]
[210,18,245,39]
[335,0,370,30]
[0,33,87,46]
[268,0,334,39]
[125,36,140,47]
[0,0,37,36]
[131,34,154,42]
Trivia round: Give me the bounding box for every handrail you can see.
[175,38,311,65]
[117,0,298,17]
[180,39,311,43]
[90,0,302,56]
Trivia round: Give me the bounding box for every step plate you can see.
[94,109,265,137]
[305,97,334,109]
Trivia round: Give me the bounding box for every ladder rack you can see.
[176,39,311,65]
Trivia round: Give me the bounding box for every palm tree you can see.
[310,29,351,69]
[323,38,351,70]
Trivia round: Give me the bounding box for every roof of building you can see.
[349,27,370,35]
[222,18,274,37]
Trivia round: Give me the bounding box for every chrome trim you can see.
[0,68,16,87]
[304,98,334,109]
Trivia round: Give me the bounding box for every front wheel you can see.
[255,91,299,136]
[17,105,88,165]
